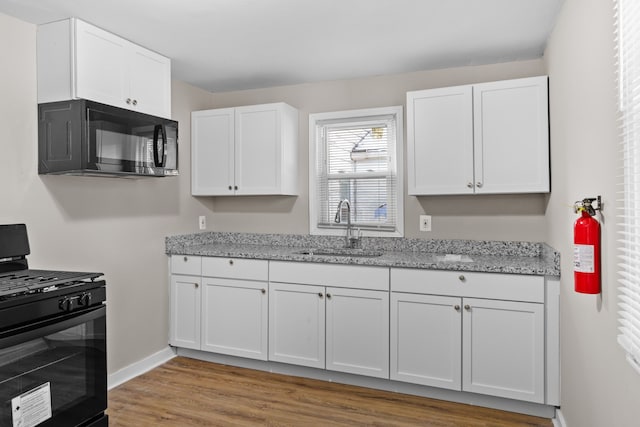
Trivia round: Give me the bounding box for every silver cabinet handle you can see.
[464,304,471,311]
[229,259,234,266]
[467,182,473,188]
[195,283,199,289]
[132,99,138,106]
[228,185,233,190]
[318,292,324,298]
[126,98,132,104]
[458,275,465,282]
[454,305,460,311]
[183,256,188,262]
[326,293,332,299]
[476,182,483,188]
[261,288,266,294]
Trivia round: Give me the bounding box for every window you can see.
[616,0,640,374]
[309,106,404,237]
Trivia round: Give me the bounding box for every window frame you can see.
[308,106,404,238]
[616,0,640,374]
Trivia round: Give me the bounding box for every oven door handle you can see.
[0,305,105,348]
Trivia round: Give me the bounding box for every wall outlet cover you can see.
[198,216,206,230]
[419,215,432,232]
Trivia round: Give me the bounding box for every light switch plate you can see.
[419,215,432,232]
[198,216,206,230]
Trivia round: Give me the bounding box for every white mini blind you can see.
[315,114,398,232]
[616,0,640,374]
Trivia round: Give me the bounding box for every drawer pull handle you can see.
[454,305,460,311]
[464,304,471,311]
[229,260,234,266]
[458,275,465,282]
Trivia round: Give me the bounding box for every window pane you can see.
[311,107,403,236]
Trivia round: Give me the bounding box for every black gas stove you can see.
[0,224,108,427]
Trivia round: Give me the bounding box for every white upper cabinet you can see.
[407,76,549,195]
[191,103,299,196]
[37,18,171,118]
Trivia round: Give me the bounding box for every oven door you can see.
[0,305,107,427]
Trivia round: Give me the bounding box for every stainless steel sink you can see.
[295,248,384,258]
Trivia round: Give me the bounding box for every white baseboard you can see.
[553,409,567,427]
[108,346,176,390]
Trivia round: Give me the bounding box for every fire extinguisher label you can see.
[573,244,595,273]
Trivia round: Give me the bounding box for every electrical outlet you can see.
[419,215,432,232]
[198,216,206,230]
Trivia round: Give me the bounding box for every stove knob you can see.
[79,292,92,306]
[59,297,72,312]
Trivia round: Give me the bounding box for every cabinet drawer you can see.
[171,255,202,276]
[390,269,543,303]
[202,257,268,281]
[270,261,389,291]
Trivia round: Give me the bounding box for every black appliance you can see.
[38,99,178,178]
[0,224,108,427]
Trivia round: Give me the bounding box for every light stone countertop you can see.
[166,232,560,277]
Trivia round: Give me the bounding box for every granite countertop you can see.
[166,232,560,277]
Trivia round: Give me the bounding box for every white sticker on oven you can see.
[574,244,595,273]
[11,382,52,427]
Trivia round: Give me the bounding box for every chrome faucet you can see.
[334,199,360,249]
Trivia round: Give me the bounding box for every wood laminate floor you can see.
[108,357,553,427]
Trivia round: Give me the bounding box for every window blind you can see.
[315,115,398,232]
[616,0,640,374]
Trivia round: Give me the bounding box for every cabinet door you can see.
[268,282,325,368]
[462,298,544,403]
[407,85,474,195]
[169,275,201,349]
[326,287,389,378]
[201,278,268,360]
[191,108,235,195]
[234,105,282,195]
[74,19,129,109]
[390,293,462,389]
[472,76,549,193]
[128,45,171,118]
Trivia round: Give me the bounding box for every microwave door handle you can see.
[153,125,166,168]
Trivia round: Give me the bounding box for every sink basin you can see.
[296,248,384,258]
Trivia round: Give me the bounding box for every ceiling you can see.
[0,0,564,93]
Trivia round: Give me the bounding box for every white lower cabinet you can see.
[268,282,326,368]
[325,287,389,378]
[201,277,268,360]
[268,261,390,378]
[169,256,556,407]
[169,256,268,360]
[268,283,389,378]
[200,258,269,361]
[169,275,201,350]
[390,269,546,404]
[390,293,462,390]
[462,298,544,403]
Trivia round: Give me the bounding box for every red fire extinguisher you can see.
[573,197,601,294]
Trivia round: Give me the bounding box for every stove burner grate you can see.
[0,269,103,298]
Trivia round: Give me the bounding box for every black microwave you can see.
[38,99,178,177]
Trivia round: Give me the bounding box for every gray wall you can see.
[0,13,213,373]
[205,61,549,241]
[545,0,640,425]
